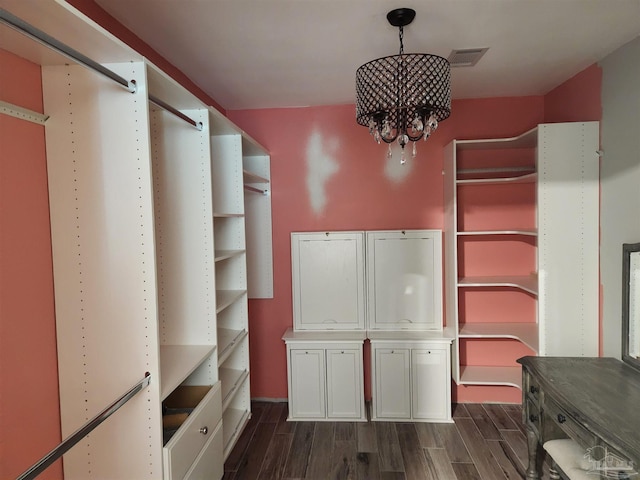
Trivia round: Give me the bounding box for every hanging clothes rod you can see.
[0,8,136,93]
[244,184,269,195]
[16,373,151,480]
[149,94,203,131]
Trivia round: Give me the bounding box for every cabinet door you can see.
[289,349,325,418]
[374,348,410,419]
[326,349,362,419]
[411,348,449,420]
[291,232,365,330]
[367,230,442,330]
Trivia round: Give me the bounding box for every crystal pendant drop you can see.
[387,143,393,159]
[400,148,406,165]
[368,119,376,135]
[427,113,438,131]
[423,125,432,141]
[412,141,417,158]
[373,129,381,144]
[410,117,424,136]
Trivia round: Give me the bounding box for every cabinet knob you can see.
[341,351,344,354]
[529,414,539,423]
[557,414,566,424]
[199,426,208,435]
[529,385,539,394]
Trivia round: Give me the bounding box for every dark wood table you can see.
[518,356,640,479]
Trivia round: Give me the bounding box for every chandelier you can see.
[356,8,451,164]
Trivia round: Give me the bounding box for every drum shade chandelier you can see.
[356,8,451,164]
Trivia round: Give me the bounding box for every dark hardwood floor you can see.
[223,402,552,480]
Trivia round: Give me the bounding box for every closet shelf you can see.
[213,212,244,218]
[456,127,538,150]
[242,169,269,184]
[456,172,538,185]
[458,322,539,353]
[159,345,216,400]
[217,328,247,364]
[458,274,538,295]
[457,229,537,237]
[223,408,251,459]
[215,289,246,313]
[219,367,249,409]
[459,365,523,389]
[214,249,245,262]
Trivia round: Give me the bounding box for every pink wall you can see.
[229,97,545,402]
[544,64,602,123]
[0,49,62,479]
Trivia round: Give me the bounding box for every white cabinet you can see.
[289,349,325,418]
[0,3,270,476]
[373,348,411,418]
[283,329,366,421]
[291,232,365,330]
[411,348,449,420]
[443,122,599,389]
[366,230,443,331]
[370,334,453,423]
[326,348,364,419]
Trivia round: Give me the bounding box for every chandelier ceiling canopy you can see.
[356,8,451,164]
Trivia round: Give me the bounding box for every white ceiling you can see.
[93,0,640,111]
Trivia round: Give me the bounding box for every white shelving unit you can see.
[0,2,271,476]
[444,123,600,390]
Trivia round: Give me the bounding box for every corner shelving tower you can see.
[444,123,599,394]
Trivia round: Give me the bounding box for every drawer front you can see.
[184,420,224,480]
[524,397,541,436]
[544,397,597,449]
[523,369,541,405]
[164,382,223,480]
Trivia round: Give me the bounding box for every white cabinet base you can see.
[370,333,454,423]
[282,329,366,421]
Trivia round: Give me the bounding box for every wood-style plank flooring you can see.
[223,402,553,480]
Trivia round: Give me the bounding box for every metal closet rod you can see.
[0,8,203,130]
[244,184,269,195]
[149,94,203,131]
[0,8,135,93]
[16,373,152,480]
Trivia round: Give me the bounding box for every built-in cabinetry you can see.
[444,122,599,390]
[0,2,271,477]
[291,231,365,331]
[369,332,452,422]
[366,230,443,331]
[282,330,367,421]
[284,230,453,422]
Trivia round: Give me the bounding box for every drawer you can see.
[524,397,541,436]
[544,397,597,449]
[523,369,541,405]
[163,382,222,480]
[184,420,224,480]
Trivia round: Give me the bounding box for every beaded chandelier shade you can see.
[356,8,451,163]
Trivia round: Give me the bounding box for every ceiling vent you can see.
[447,48,489,67]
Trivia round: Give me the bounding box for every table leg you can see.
[525,424,541,480]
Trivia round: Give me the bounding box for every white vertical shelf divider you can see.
[44,61,164,479]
